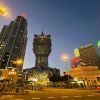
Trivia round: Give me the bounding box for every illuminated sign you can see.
[97,40,100,48]
[74,48,80,57]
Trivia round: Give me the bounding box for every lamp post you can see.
[15,58,24,93]
[61,54,70,82]
[16,58,23,71]
[11,58,23,71]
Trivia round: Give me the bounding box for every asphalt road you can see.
[0,88,100,100]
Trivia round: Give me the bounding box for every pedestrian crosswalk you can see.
[0,95,14,99]
[0,95,23,100]
[0,93,99,100]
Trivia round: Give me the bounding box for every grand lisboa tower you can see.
[33,32,51,67]
[24,32,60,85]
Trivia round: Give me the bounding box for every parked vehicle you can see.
[96,85,100,90]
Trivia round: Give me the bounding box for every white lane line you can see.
[10,99,24,100]
[47,97,55,99]
[0,95,14,99]
[32,98,40,99]
[61,96,69,98]
[74,95,82,98]
[92,93,100,96]
[87,95,95,97]
[14,99,24,100]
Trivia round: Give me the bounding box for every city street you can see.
[0,0,100,100]
[0,88,100,100]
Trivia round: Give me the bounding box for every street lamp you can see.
[61,54,70,81]
[16,59,23,65]
[61,54,70,61]
[16,58,23,70]
[11,58,23,70]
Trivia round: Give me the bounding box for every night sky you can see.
[0,0,100,74]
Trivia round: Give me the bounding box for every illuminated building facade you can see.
[75,44,100,66]
[0,68,19,82]
[0,25,8,58]
[28,69,49,85]
[0,16,28,69]
[24,66,60,86]
[69,66,100,86]
[33,32,51,67]
[23,32,60,84]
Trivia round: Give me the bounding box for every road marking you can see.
[32,98,40,99]
[0,95,14,99]
[47,97,55,99]
[92,93,100,96]
[13,99,24,100]
[61,96,69,98]
[87,95,95,97]
[10,99,24,100]
[74,95,82,97]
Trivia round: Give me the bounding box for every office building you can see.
[74,44,100,67]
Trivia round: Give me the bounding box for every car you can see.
[96,85,100,90]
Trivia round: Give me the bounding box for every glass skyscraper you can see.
[0,16,28,70]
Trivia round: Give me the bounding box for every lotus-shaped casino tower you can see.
[24,32,60,85]
[33,32,51,67]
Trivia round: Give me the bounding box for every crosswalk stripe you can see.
[61,96,69,98]
[13,99,24,100]
[0,95,14,99]
[87,95,95,96]
[32,98,40,99]
[47,97,55,99]
[74,95,82,97]
[9,99,24,100]
[92,93,100,96]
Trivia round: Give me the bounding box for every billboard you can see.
[71,57,85,68]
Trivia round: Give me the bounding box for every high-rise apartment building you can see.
[0,16,28,69]
[78,44,100,66]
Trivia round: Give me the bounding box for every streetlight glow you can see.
[60,53,70,82]
[16,59,23,65]
[0,7,8,16]
[61,54,70,62]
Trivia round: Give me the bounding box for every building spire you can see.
[41,30,44,35]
